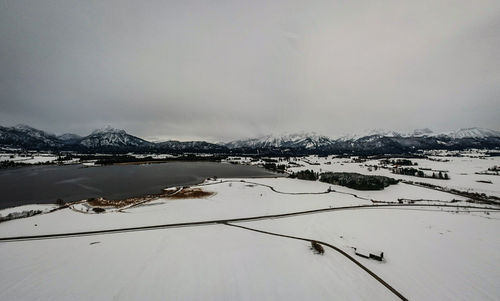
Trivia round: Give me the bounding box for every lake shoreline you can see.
[0,162,279,209]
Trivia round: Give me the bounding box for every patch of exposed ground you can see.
[165,188,215,199]
[87,197,140,208]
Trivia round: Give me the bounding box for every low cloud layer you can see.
[1,0,499,141]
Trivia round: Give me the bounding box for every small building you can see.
[354,247,384,261]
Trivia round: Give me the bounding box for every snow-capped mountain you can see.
[0,125,226,152]
[224,132,335,149]
[57,133,82,145]
[410,128,434,137]
[335,128,434,141]
[79,127,153,149]
[58,133,82,141]
[0,124,63,149]
[156,140,228,152]
[224,128,500,154]
[0,124,499,154]
[437,128,500,139]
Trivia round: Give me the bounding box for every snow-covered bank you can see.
[0,153,58,164]
[0,177,481,238]
[0,178,369,236]
[0,204,58,222]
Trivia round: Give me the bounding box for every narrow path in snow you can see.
[224,222,408,301]
[199,179,333,195]
[1,203,498,242]
[199,179,459,203]
[202,178,500,205]
[199,179,375,202]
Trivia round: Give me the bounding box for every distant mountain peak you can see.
[14,124,36,130]
[410,128,434,136]
[0,124,61,148]
[57,133,82,141]
[439,127,500,139]
[224,132,334,149]
[80,126,149,149]
[335,129,401,141]
[13,124,55,135]
[11,124,57,138]
[336,128,434,141]
[91,126,126,135]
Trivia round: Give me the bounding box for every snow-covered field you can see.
[0,204,57,217]
[1,156,499,300]
[286,154,500,197]
[0,178,367,237]
[0,224,399,301]
[0,153,59,164]
[241,208,500,300]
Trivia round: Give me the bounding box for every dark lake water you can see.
[0,162,277,209]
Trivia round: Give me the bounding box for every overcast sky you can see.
[0,0,499,141]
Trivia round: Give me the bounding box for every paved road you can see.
[1,203,498,242]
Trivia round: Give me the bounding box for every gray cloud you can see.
[1,0,499,141]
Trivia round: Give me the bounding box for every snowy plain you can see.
[241,208,500,300]
[286,155,500,197]
[0,153,58,164]
[0,224,399,301]
[1,154,499,300]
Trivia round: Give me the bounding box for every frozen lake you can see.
[0,162,277,209]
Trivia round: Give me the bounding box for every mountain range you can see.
[0,124,499,155]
